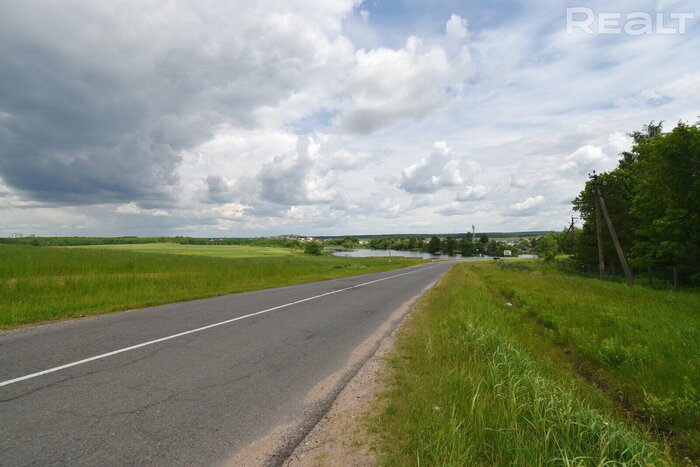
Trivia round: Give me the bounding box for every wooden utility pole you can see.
[594,192,606,280]
[590,172,635,286]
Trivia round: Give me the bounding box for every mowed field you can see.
[70,242,301,258]
[372,261,700,465]
[0,244,424,328]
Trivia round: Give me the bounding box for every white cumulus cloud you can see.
[446,14,470,41]
[399,142,467,194]
[455,184,487,201]
[504,195,545,216]
[334,15,474,133]
[558,145,607,173]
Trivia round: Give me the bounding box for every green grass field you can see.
[0,244,423,328]
[371,261,699,465]
[70,242,302,258]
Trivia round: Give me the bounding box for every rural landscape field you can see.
[72,242,304,258]
[0,242,422,328]
[2,236,698,464]
[1,1,699,466]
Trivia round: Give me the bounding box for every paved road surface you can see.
[0,262,456,466]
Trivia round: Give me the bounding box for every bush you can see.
[536,234,560,262]
[303,242,324,255]
[644,378,700,429]
[597,338,651,369]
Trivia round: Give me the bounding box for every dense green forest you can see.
[537,120,699,286]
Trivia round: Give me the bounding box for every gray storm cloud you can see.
[0,1,351,205]
[1,0,695,237]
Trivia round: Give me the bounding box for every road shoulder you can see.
[227,277,442,467]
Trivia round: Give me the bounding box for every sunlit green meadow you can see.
[69,242,302,258]
[0,244,423,328]
[371,261,699,465]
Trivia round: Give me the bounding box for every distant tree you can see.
[536,234,560,262]
[443,235,457,255]
[369,237,391,249]
[464,231,474,243]
[529,237,538,250]
[341,236,359,248]
[427,235,441,254]
[479,233,489,244]
[460,238,478,257]
[486,240,518,256]
[303,242,324,255]
[395,238,410,250]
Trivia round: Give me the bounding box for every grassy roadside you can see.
[371,261,699,465]
[0,244,423,328]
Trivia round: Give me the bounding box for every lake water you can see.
[330,248,537,260]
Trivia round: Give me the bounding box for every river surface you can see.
[330,248,537,260]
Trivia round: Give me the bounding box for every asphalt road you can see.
[0,261,456,466]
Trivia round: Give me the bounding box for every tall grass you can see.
[372,263,678,465]
[0,244,423,328]
[477,262,700,459]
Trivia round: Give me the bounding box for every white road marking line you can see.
[0,265,437,388]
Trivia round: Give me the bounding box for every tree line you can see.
[537,120,699,286]
[365,233,527,257]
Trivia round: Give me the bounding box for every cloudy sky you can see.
[1,0,698,237]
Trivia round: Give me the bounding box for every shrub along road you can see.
[0,261,456,466]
